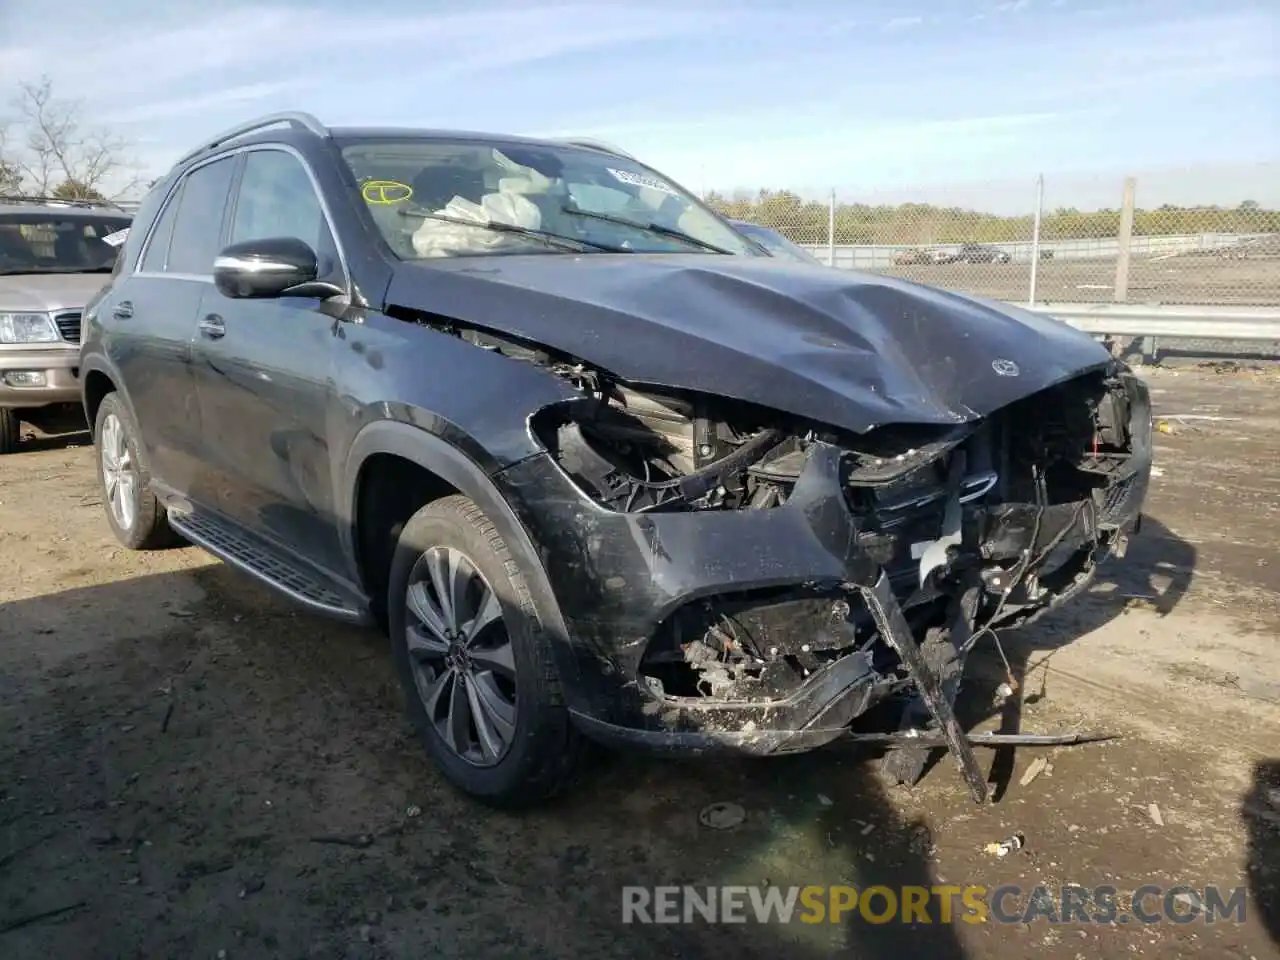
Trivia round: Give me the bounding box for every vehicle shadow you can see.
[1243,759,1280,946]
[9,405,91,452]
[0,566,967,959]
[562,749,971,958]
[0,511,1192,959]
[12,429,92,453]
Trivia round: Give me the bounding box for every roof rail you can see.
[554,137,635,160]
[0,194,127,212]
[176,111,328,166]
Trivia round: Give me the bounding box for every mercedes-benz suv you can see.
[79,113,1152,807]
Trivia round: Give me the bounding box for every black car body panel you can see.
[385,255,1113,434]
[78,117,1153,796]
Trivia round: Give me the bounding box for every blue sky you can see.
[1,0,1276,209]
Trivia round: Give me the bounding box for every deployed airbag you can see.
[411,190,543,257]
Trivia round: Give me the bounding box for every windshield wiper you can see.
[558,207,735,255]
[397,209,629,253]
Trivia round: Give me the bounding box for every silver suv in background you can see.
[0,196,132,452]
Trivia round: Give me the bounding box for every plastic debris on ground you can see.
[699,801,746,830]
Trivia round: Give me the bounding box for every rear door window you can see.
[165,157,236,275]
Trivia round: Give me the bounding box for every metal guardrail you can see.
[1020,303,1280,342]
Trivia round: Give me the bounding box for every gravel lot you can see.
[2,365,1279,960]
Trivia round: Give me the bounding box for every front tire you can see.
[388,495,585,806]
[0,409,19,454]
[94,393,179,550]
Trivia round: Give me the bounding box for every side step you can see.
[168,507,369,624]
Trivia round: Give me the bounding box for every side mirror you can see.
[213,236,330,299]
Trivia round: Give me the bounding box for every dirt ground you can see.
[2,364,1279,960]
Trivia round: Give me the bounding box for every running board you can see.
[168,507,369,624]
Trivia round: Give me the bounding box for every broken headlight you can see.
[531,389,792,513]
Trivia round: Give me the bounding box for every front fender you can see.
[77,349,138,435]
[340,420,591,702]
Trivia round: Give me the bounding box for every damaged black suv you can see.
[80,113,1152,806]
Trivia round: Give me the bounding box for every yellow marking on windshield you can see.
[362,180,414,205]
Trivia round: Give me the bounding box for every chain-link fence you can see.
[704,163,1280,308]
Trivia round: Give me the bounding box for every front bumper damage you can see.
[494,367,1152,803]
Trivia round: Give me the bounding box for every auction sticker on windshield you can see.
[607,168,679,196]
[101,228,130,247]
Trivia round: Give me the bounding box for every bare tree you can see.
[9,76,143,199]
[0,122,22,194]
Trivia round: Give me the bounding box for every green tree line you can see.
[703,189,1279,246]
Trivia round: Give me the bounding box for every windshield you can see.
[731,221,824,266]
[0,214,131,275]
[338,137,763,259]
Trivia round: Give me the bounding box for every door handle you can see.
[112,301,134,320]
[197,314,225,339]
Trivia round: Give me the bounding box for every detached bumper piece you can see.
[859,569,989,804]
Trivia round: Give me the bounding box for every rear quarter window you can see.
[140,184,183,273]
[118,186,169,274]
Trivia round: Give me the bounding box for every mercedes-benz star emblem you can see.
[991,359,1020,377]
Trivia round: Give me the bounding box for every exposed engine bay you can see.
[541,359,1142,653]
[409,315,1152,803]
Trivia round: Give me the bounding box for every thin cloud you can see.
[1024,10,1278,97]
[101,82,306,125]
[882,16,924,31]
[1,3,742,106]
[620,108,1090,195]
[551,109,1071,156]
[2,0,1271,199]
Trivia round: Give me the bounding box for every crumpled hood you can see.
[0,273,111,313]
[386,253,1111,433]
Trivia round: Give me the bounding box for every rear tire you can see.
[0,409,19,454]
[388,494,586,806]
[94,392,180,550]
